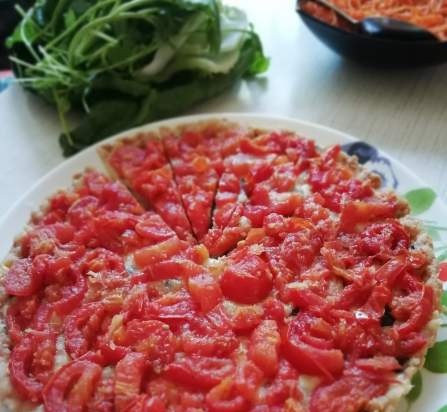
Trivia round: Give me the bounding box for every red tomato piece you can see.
[188,273,223,312]
[97,180,144,215]
[240,137,273,155]
[147,290,197,325]
[135,212,176,243]
[218,301,264,332]
[234,360,264,403]
[164,355,235,390]
[340,200,397,231]
[354,356,400,375]
[88,369,115,412]
[213,172,241,228]
[282,319,344,380]
[221,254,272,304]
[185,244,210,265]
[48,267,87,316]
[262,297,286,323]
[124,395,166,412]
[439,262,447,281]
[43,359,102,412]
[115,352,147,412]
[395,286,434,337]
[115,319,175,368]
[67,196,99,227]
[4,258,42,297]
[133,237,189,268]
[9,332,56,402]
[374,255,407,288]
[79,248,124,275]
[64,302,113,358]
[180,317,238,357]
[280,231,321,273]
[243,205,270,228]
[281,286,327,311]
[206,377,248,412]
[98,340,130,365]
[260,359,301,406]
[203,226,248,258]
[149,259,203,281]
[122,284,150,320]
[249,320,281,377]
[21,223,75,258]
[109,145,147,180]
[6,296,52,345]
[398,332,428,356]
[309,375,388,412]
[359,221,410,257]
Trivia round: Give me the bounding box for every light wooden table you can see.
[1,0,447,217]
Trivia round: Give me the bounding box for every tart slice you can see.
[99,134,194,242]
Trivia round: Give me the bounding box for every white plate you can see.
[1,113,447,412]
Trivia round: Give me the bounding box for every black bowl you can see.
[297,2,447,67]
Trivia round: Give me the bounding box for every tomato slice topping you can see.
[165,355,235,390]
[234,360,264,403]
[4,258,42,297]
[43,359,102,412]
[180,316,238,357]
[249,320,281,377]
[149,259,203,281]
[220,253,272,304]
[49,267,87,316]
[135,212,176,244]
[340,200,397,231]
[206,377,248,412]
[9,331,56,402]
[64,302,117,358]
[133,237,189,268]
[67,196,100,227]
[309,375,388,412]
[115,352,147,412]
[395,286,434,337]
[282,317,344,380]
[203,226,248,258]
[123,395,166,412]
[114,319,175,369]
[6,296,52,345]
[188,273,223,312]
[79,248,124,274]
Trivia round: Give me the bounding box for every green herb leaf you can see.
[441,291,447,308]
[437,406,447,412]
[63,9,76,29]
[425,340,447,373]
[405,188,437,215]
[438,251,447,262]
[406,370,422,403]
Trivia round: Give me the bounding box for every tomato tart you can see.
[0,120,441,412]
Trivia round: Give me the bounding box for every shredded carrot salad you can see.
[302,0,447,40]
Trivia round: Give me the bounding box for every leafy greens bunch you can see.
[7,0,268,155]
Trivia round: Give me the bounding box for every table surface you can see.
[1,0,447,218]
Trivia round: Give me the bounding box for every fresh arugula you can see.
[7,0,268,155]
